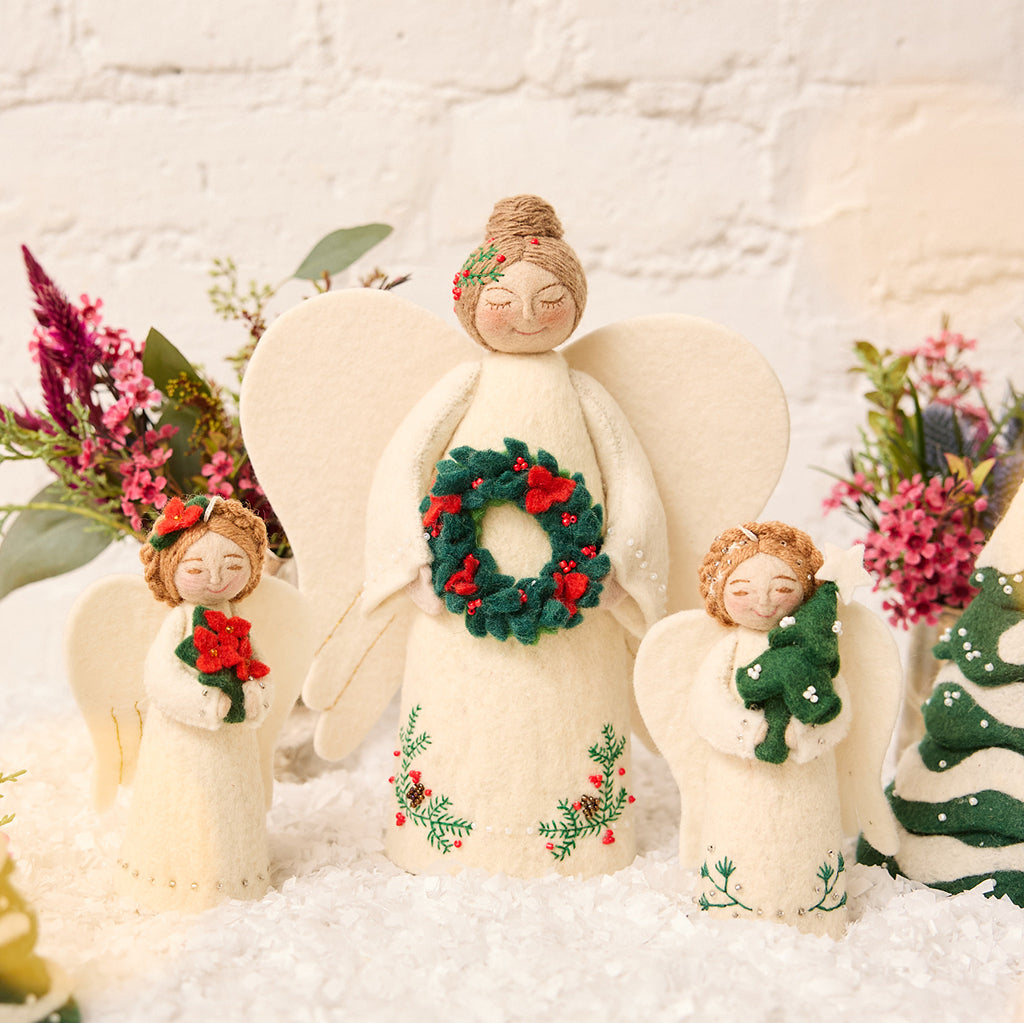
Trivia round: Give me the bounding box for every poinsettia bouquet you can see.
[823,321,1024,628]
[175,606,268,724]
[0,225,402,600]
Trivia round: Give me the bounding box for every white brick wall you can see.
[2,0,1023,556]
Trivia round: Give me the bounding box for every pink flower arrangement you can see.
[823,324,1023,628]
[0,224,400,598]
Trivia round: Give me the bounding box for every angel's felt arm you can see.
[361,361,481,616]
[143,607,229,730]
[570,368,668,638]
[834,602,902,854]
[785,673,852,764]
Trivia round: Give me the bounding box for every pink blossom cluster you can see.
[200,452,264,500]
[861,474,986,627]
[822,472,875,513]
[903,329,989,431]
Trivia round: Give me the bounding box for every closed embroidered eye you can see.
[540,297,564,308]
[485,300,512,309]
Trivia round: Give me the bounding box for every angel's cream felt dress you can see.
[363,350,668,877]
[689,628,852,938]
[116,603,270,912]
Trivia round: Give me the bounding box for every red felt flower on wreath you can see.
[553,570,589,617]
[423,493,462,532]
[524,465,576,514]
[155,496,203,537]
[445,554,480,596]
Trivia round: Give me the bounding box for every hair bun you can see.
[485,194,564,240]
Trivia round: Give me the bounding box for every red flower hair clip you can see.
[149,495,210,550]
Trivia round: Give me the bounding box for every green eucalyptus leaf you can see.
[142,328,210,394]
[0,485,115,599]
[293,224,392,280]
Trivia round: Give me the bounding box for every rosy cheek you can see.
[476,306,512,335]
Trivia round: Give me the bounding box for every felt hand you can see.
[242,678,273,728]
[691,642,769,759]
[783,675,851,763]
[405,564,443,615]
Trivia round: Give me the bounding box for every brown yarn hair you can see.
[698,521,823,627]
[139,498,268,607]
[455,194,588,348]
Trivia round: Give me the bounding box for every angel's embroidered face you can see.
[723,553,804,631]
[173,531,253,607]
[474,261,577,354]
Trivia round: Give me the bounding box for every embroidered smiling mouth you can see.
[513,328,544,335]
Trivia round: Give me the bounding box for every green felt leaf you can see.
[0,485,114,599]
[142,327,208,393]
[293,224,393,280]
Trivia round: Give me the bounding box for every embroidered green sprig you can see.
[807,852,848,913]
[452,243,504,300]
[538,724,632,860]
[699,857,753,912]
[392,705,473,854]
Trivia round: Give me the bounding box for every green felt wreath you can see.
[420,438,611,644]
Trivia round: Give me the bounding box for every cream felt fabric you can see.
[567,315,788,612]
[927,663,1024,727]
[889,825,1024,885]
[634,600,899,938]
[65,572,313,912]
[893,743,1024,804]
[365,348,660,877]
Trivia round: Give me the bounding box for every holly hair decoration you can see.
[421,438,611,643]
[148,495,214,550]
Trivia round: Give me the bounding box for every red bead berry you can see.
[573,801,582,811]
[454,840,462,848]
[627,795,636,804]
[467,599,482,615]
[425,789,432,797]
[545,842,555,851]
[409,770,421,783]
[589,774,602,788]
[472,477,484,489]
[396,812,406,827]
[518,589,527,604]
[582,545,597,558]
[530,238,540,245]
[462,269,470,278]
[602,829,615,845]
[453,287,462,300]
[618,768,626,776]
[496,254,506,263]
[393,750,401,757]
[388,776,395,784]
[453,275,460,285]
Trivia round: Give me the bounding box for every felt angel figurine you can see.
[634,522,901,938]
[65,495,315,913]
[239,195,789,878]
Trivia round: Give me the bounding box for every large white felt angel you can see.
[634,522,901,938]
[239,195,789,878]
[65,495,314,912]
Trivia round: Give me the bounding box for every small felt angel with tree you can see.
[65,495,314,913]
[635,522,901,938]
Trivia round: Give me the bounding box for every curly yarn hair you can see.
[698,521,823,627]
[140,498,268,607]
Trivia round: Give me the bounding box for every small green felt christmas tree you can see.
[859,483,1024,904]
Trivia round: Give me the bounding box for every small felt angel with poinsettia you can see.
[634,522,901,938]
[65,495,315,913]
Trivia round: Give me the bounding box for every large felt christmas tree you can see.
[860,482,1024,904]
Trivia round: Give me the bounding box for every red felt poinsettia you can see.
[233,635,269,681]
[445,554,480,596]
[552,570,589,617]
[422,493,462,534]
[524,465,576,514]
[193,625,241,674]
[156,495,203,536]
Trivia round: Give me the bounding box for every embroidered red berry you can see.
[388,776,395,784]
[582,545,597,558]
[545,842,555,851]
[530,238,539,245]
[424,789,432,797]
[462,269,470,278]
[454,840,462,848]
[496,254,505,263]
[453,275,460,285]
[393,750,401,757]
[627,795,636,804]
[573,801,582,811]
[602,829,615,845]
[409,770,421,784]
[618,768,626,776]
[589,774,602,788]
[453,287,462,300]
[395,812,406,826]
[472,477,484,489]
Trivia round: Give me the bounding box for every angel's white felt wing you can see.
[240,573,317,808]
[240,288,470,760]
[566,315,789,613]
[834,600,902,856]
[65,574,164,811]
[633,609,728,867]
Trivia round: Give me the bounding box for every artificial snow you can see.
[2,550,1023,1022]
